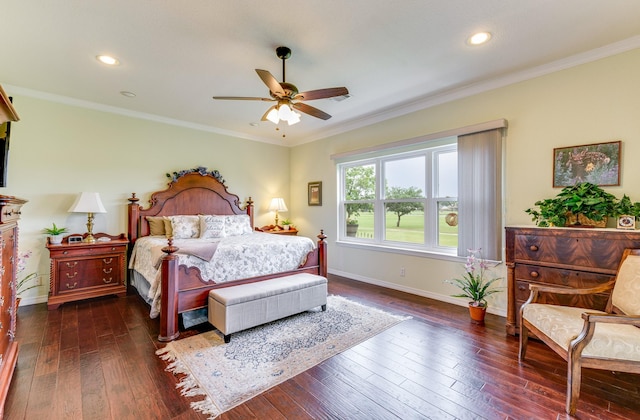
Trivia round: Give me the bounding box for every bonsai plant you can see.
[43,223,68,244]
[445,249,501,322]
[525,182,618,227]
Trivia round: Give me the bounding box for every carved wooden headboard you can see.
[127,170,253,245]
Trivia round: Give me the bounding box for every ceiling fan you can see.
[212,46,349,126]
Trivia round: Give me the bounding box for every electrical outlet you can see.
[400,267,405,277]
[35,275,43,286]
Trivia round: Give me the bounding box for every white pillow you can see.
[199,215,226,239]
[224,214,253,236]
[168,215,200,239]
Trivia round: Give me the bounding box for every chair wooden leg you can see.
[519,322,529,361]
[566,348,582,415]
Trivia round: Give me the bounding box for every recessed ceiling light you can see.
[468,32,492,46]
[96,55,120,65]
[249,122,259,127]
[120,91,136,98]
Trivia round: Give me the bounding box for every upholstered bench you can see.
[208,272,328,343]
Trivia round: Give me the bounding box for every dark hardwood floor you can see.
[5,275,640,419]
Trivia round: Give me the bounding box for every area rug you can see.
[156,295,409,419]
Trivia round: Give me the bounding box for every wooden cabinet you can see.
[46,233,128,310]
[505,226,640,335]
[0,194,26,417]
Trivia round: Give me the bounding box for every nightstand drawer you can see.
[50,244,127,259]
[56,257,123,292]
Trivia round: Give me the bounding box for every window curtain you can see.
[457,128,503,261]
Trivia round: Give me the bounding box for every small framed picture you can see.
[617,215,636,230]
[308,181,322,206]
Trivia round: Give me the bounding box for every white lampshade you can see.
[287,111,301,126]
[265,107,280,124]
[278,103,293,119]
[68,192,107,214]
[268,197,288,213]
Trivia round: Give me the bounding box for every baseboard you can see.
[328,268,507,318]
[17,294,48,307]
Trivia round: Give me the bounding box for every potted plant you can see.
[612,195,640,229]
[16,250,39,308]
[281,219,293,230]
[346,218,359,237]
[445,249,502,322]
[43,223,68,244]
[525,182,618,227]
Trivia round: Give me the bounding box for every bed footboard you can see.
[158,231,327,342]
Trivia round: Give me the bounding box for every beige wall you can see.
[292,47,640,316]
[4,96,290,304]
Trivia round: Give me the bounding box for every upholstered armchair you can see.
[519,248,640,415]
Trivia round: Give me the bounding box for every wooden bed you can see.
[127,170,327,342]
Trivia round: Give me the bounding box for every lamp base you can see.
[84,234,97,243]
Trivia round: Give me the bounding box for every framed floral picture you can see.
[308,181,322,206]
[553,140,621,187]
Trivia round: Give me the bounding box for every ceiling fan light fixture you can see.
[278,103,293,119]
[266,107,280,124]
[287,112,301,126]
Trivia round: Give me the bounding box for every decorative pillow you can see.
[163,217,173,238]
[168,215,200,239]
[224,214,253,237]
[146,216,166,236]
[199,215,226,239]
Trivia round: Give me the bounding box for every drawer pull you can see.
[529,245,539,252]
[518,284,527,291]
[103,258,113,264]
[66,271,78,279]
[66,282,78,289]
[63,251,68,255]
[103,268,113,274]
[103,277,113,284]
[530,271,539,278]
[66,262,78,268]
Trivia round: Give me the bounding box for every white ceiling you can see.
[4,1,640,146]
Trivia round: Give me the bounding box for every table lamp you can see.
[68,192,107,243]
[267,197,288,228]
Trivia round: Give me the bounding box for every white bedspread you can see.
[129,232,316,318]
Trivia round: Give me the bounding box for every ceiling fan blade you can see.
[255,69,285,98]
[293,87,349,101]
[261,105,277,121]
[212,96,274,101]
[292,102,332,120]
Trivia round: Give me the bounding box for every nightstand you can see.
[46,233,128,310]
[255,225,298,236]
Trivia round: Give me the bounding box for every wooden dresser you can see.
[505,226,640,335]
[0,194,26,417]
[46,233,128,310]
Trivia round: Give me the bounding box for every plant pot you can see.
[49,234,64,245]
[346,224,358,237]
[565,212,607,228]
[468,303,487,323]
[283,225,290,231]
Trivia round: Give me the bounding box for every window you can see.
[337,125,504,260]
[339,142,458,254]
